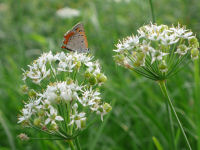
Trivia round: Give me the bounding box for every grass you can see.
[0,0,200,149]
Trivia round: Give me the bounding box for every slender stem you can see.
[75,137,81,150]
[148,0,155,23]
[165,101,176,150]
[68,140,76,150]
[66,102,71,135]
[194,59,200,149]
[158,81,192,150]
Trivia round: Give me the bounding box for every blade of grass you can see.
[0,110,16,150]
[152,136,163,150]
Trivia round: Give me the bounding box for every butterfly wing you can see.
[61,23,89,53]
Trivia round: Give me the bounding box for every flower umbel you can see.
[113,23,199,81]
[18,51,111,142]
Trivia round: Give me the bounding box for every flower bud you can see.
[96,73,107,83]
[67,78,73,85]
[159,60,168,72]
[84,71,91,78]
[33,118,41,126]
[49,123,58,131]
[75,61,81,70]
[189,37,199,48]
[176,44,188,55]
[191,48,199,60]
[38,110,45,116]
[28,89,37,98]
[81,119,86,129]
[89,75,97,85]
[136,52,145,61]
[113,54,125,64]
[18,133,29,141]
[103,103,112,113]
[21,85,28,94]
[134,59,145,67]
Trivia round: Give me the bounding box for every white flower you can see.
[85,61,101,75]
[113,42,127,52]
[56,7,80,19]
[161,33,179,46]
[44,85,58,102]
[175,45,190,55]
[78,88,101,107]
[19,50,110,133]
[125,35,140,50]
[45,107,63,125]
[18,108,32,123]
[69,104,86,129]
[151,50,168,64]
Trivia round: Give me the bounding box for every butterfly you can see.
[61,23,89,53]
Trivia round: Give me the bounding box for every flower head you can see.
[19,51,111,136]
[113,23,199,81]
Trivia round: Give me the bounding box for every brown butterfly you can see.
[61,23,89,53]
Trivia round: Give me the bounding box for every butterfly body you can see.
[61,23,89,53]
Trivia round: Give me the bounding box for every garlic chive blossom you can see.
[113,23,199,81]
[18,51,111,136]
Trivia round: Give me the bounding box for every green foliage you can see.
[0,0,199,149]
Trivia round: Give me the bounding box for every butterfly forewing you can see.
[61,23,89,53]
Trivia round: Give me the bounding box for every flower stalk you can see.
[194,59,200,149]
[165,100,176,150]
[68,140,76,150]
[158,80,192,150]
[148,0,155,23]
[75,137,81,150]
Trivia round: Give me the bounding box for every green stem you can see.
[75,137,81,150]
[194,59,200,150]
[165,101,176,150]
[158,81,192,150]
[148,0,155,23]
[66,102,72,135]
[68,140,76,150]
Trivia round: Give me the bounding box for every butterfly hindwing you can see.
[61,23,89,53]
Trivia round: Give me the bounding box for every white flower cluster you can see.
[19,51,111,132]
[56,7,80,19]
[113,23,199,80]
[23,51,104,84]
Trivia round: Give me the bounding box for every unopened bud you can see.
[159,61,168,73]
[103,103,112,113]
[81,119,86,129]
[97,73,107,83]
[33,118,41,126]
[21,85,28,93]
[18,133,29,141]
[89,75,97,85]
[191,48,199,60]
[49,123,58,131]
[28,89,37,98]
[75,61,81,70]
[84,71,91,78]
[189,37,199,48]
[114,54,125,64]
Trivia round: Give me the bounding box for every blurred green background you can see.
[0,0,200,149]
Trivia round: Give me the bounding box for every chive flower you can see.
[113,23,199,81]
[113,23,199,150]
[18,51,111,149]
